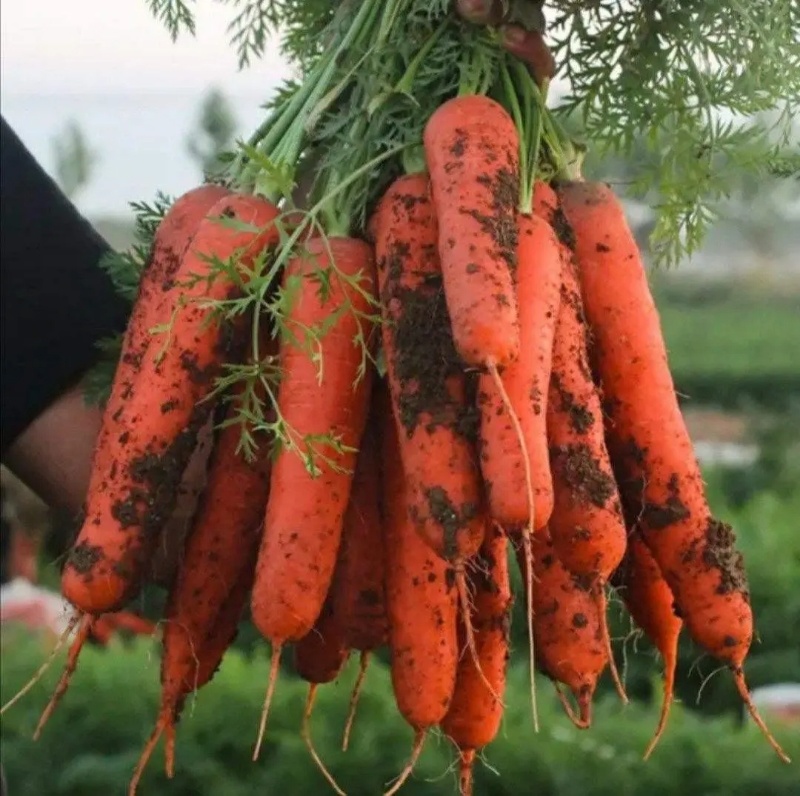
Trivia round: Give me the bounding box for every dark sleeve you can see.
[1,115,130,455]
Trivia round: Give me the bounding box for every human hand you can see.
[456,0,556,87]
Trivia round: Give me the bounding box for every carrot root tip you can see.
[732,667,791,764]
[303,685,347,796]
[253,643,283,762]
[342,651,370,752]
[384,729,426,796]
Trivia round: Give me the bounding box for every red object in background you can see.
[8,529,40,584]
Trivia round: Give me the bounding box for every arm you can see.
[0,115,129,515]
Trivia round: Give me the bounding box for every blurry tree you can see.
[52,120,97,201]
[187,87,238,178]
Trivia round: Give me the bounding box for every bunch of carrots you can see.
[2,7,791,796]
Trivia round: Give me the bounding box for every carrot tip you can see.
[384,729,426,796]
[303,685,347,796]
[32,614,94,739]
[554,682,590,730]
[1,613,81,721]
[596,587,629,705]
[253,643,283,762]
[732,667,791,764]
[129,717,167,796]
[458,748,476,796]
[342,651,370,752]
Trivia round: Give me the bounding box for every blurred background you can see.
[1,1,799,795]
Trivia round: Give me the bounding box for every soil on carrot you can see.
[551,443,616,508]
[66,542,104,575]
[114,405,210,539]
[424,486,479,562]
[642,473,690,530]
[551,206,576,251]
[467,166,519,274]
[387,258,471,439]
[550,373,594,434]
[703,518,750,600]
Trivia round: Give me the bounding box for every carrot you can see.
[423,95,521,368]
[476,212,559,531]
[129,559,256,795]
[381,386,458,795]
[515,531,608,727]
[294,598,350,796]
[371,173,488,706]
[616,532,682,759]
[62,192,279,616]
[89,184,231,487]
[532,181,628,702]
[558,178,789,762]
[20,192,276,727]
[250,236,377,759]
[126,371,274,787]
[329,412,388,750]
[440,524,512,796]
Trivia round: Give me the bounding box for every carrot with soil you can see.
[129,557,258,795]
[62,192,279,616]
[380,389,458,796]
[515,531,609,727]
[423,94,521,368]
[329,414,388,750]
[534,180,627,703]
[127,370,274,788]
[371,172,489,704]
[18,192,277,727]
[250,236,377,760]
[440,524,512,796]
[558,177,789,761]
[616,532,682,759]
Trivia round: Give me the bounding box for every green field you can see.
[653,278,800,408]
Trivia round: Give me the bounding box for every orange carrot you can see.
[127,370,273,786]
[423,95,521,369]
[533,180,628,702]
[329,411,388,750]
[90,184,231,482]
[371,173,487,705]
[440,524,512,796]
[516,531,608,727]
[558,178,789,762]
[381,387,458,794]
[476,211,559,531]
[617,532,682,759]
[250,236,377,758]
[62,192,279,616]
[129,560,256,794]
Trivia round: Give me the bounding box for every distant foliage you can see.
[186,87,239,178]
[52,120,98,201]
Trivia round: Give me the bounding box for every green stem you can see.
[233,0,384,197]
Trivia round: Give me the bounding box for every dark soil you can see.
[703,518,750,600]
[642,473,690,530]
[551,443,616,508]
[425,486,479,561]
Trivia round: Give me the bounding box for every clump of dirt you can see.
[466,166,520,274]
[67,542,104,575]
[551,373,594,434]
[551,443,616,508]
[642,473,690,530]
[551,206,576,251]
[703,518,750,600]
[390,268,470,438]
[425,486,478,561]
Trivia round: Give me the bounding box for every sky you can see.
[0,0,293,97]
